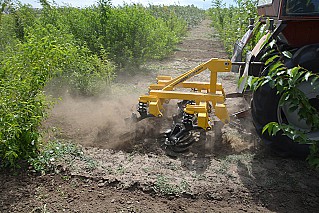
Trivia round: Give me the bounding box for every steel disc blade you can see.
[175,135,196,149]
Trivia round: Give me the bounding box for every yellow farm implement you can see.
[133,58,234,152]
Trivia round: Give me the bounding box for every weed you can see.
[166,162,178,171]
[126,152,136,162]
[62,175,70,181]
[116,165,125,175]
[142,167,151,173]
[217,153,254,175]
[193,173,207,181]
[35,187,49,200]
[83,157,98,171]
[56,186,65,197]
[30,204,51,213]
[29,140,83,174]
[102,165,114,174]
[180,180,190,191]
[153,175,190,195]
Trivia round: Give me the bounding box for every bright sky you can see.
[21,0,234,9]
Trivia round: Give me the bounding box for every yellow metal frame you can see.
[138,58,231,130]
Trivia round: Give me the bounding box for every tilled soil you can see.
[1,19,319,213]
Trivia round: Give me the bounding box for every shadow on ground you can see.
[237,147,319,213]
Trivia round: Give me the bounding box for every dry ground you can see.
[1,20,319,213]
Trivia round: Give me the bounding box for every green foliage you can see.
[38,2,194,68]
[0,3,115,167]
[11,3,37,41]
[29,141,83,173]
[209,0,258,56]
[0,14,18,52]
[0,26,63,167]
[102,4,179,67]
[148,4,205,31]
[29,140,99,174]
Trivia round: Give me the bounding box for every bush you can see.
[0,25,67,166]
[37,2,203,69]
[149,5,205,29]
[0,8,115,167]
[101,4,179,67]
[209,0,258,56]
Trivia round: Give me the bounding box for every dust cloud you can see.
[43,93,145,151]
[43,91,257,155]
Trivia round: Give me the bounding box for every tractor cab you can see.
[257,0,319,47]
[258,0,319,17]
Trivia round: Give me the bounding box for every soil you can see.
[1,19,319,213]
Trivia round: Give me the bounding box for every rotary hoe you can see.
[132,0,319,156]
[130,58,248,153]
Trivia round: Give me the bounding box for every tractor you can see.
[132,0,319,156]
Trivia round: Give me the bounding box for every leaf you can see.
[262,124,270,135]
[238,75,245,87]
[282,51,292,59]
[261,77,270,87]
[262,122,280,136]
[269,39,276,49]
[276,70,286,76]
[287,67,299,78]
[311,76,319,85]
[249,76,259,90]
[260,49,275,61]
[271,124,280,135]
[277,78,283,86]
[265,55,280,66]
[269,79,275,88]
[284,93,290,101]
[247,76,253,87]
[304,72,311,81]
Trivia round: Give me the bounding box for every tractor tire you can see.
[251,44,319,158]
[251,83,310,158]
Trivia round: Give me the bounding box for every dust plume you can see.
[43,93,147,151]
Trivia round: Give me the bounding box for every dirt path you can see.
[2,19,319,213]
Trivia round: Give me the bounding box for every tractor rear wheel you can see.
[251,44,319,158]
[251,83,311,158]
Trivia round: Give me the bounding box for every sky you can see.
[21,0,234,9]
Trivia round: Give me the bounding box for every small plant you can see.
[62,175,71,181]
[116,164,125,175]
[29,140,83,174]
[82,156,98,171]
[30,204,51,213]
[142,167,151,173]
[153,175,189,195]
